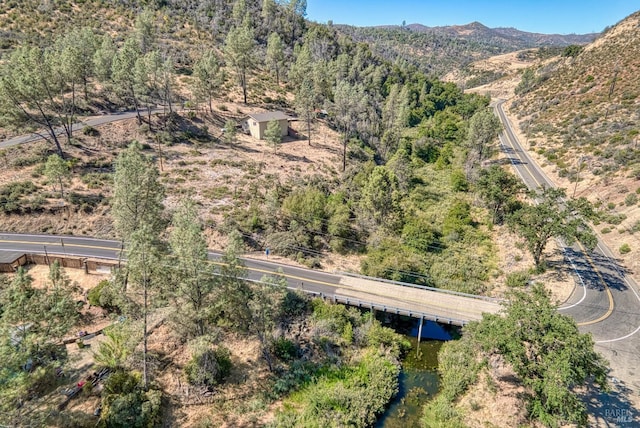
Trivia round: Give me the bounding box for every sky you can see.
[306,1,640,34]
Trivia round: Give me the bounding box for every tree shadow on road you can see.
[581,377,638,426]
[563,247,629,292]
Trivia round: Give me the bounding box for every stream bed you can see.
[376,320,453,427]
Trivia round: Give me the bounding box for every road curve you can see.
[0,232,501,326]
[494,100,640,342]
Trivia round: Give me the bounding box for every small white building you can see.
[244,111,290,140]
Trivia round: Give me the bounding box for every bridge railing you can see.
[244,277,469,326]
[337,271,500,303]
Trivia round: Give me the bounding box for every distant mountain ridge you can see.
[510,10,640,188]
[394,22,597,48]
[335,21,597,77]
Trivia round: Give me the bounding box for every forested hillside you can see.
[0,0,509,296]
[336,22,596,77]
[0,1,608,426]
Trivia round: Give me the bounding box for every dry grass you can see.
[457,355,539,428]
[0,105,343,251]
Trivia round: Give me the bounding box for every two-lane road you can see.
[495,101,640,425]
[0,232,501,326]
[495,99,640,344]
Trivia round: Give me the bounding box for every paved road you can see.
[0,109,164,150]
[495,100,640,425]
[495,100,640,341]
[0,232,500,326]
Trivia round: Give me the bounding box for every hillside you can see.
[0,2,615,427]
[508,11,640,271]
[336,22,595,77]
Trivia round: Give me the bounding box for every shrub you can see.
[442,200,472,238]
[272,337,297,361]
[271,361,317,397]
[619,244,631,254]
[274,350,400,427]
[450,170,468,192]
[81,172,112,189]
[280,290,311,319]
[505,271,530,288]
[82,125,99,136]
[625,193,638,206]
[184,346,232,387]
[87,280,109,306]
[101,371,162,428]
[0,181,40,213]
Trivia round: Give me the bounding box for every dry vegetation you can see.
[505,12,640,274]
[0,105,343,253]
[457,12,640,292]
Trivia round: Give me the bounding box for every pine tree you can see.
[192,50,224,115]
[264,119,283,153]
[224,24,256,104]
[94,34,116,83]
[169,198,217,337]
[0,46,68,156]
[295,77,316,146]
[44,154,70,199]
[126,223,165,389]
[112,140,165,242]
[111,37,144,124]
[266,32,285,85]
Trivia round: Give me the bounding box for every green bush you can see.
[619,244,631,254]
[101,371,162,428]
[81,172,112,189]
[271,360,317,397]
[0,181,39,213]
[184,347,232,387]
[450,170,468,192]
[82,125,99,136]
[402,218,439,253]
[442,200,472,238]
[362,322,411,358]
[105,387,162,427]
[272,337,297,361]
[280,290,311,319]
[625,193,638,206]
[273,350,400,427]
[505,271,530,288]
[87,280,109,307]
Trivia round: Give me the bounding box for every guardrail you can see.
[337,271,500,303]
[245,277,470,326]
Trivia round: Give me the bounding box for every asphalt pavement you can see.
[0,232,501,326]
[495,100,640,426]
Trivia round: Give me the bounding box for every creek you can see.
[376,319,455,427]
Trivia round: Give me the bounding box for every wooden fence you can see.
[0,253,118,274]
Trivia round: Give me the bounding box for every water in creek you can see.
[376,319,454,427]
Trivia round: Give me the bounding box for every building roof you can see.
[247,111,290,123]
